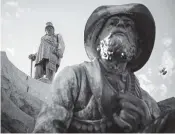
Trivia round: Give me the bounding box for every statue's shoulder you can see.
[41,34,48,40]
[56,60,99,83]
[62,60,96,77]
[58,62,89,75]
[54,33,63,38]
[82,59,100,68]
[70,61,92,74]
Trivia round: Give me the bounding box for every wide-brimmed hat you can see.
[45,22,54,30]
[84,3,155,72]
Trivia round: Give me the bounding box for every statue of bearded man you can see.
[33,4,175,133]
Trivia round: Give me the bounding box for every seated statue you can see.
[33,4,175,133]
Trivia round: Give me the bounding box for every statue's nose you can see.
[116,19,125,28]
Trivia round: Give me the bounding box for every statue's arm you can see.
[28,37,45,61]
[56,34,65,58]
[33,66,79,133]
[28,53,37,61]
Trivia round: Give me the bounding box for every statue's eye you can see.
[112,19,119,26]
[124,20,134,27]
[110,22,114,26]
[115,19,119,24]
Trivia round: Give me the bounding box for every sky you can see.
[1,0,175,101]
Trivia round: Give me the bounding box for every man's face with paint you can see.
[98,15,138,62]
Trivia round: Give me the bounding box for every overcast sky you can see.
[1,0,175,101]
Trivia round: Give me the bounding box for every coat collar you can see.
[83,58,119,118]
[83,58,105,117]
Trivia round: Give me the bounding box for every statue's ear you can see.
[96,37,101,52]
[135,46,142,60]
[97,45,101,52]
[134,38,143,59]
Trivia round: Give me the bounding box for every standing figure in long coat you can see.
[29,22,65,81]
[33,4,175,133]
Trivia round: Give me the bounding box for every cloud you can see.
[1,17,4,23]
[17,8,24,13]
[162,37,173,47]
[0,46,6,51]
[4,1,27,18]
[144,84,156,95]
[138,74,151,83]
[32,44,39,53]
[15,7,32,18]
[15,12,20,18]
[5,12,11,17]
[5,1,18,7]
[6,48,15,56]
[159,84,167,97]
[147,68,152,76]
[3,1,32,19]
[137,73,169,101]
[7,34,12,39]
[137,74,156,94]
[27,8,31,12]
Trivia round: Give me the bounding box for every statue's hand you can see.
[53,49,62,58]
[52,49,57,54]
[113,92,152,132]
[113,108,140,132]
[28,54,36,61]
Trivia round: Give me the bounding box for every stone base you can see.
[1,51,51,133]
[38,77,51,84]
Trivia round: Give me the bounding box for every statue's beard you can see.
[99,33,137,62]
